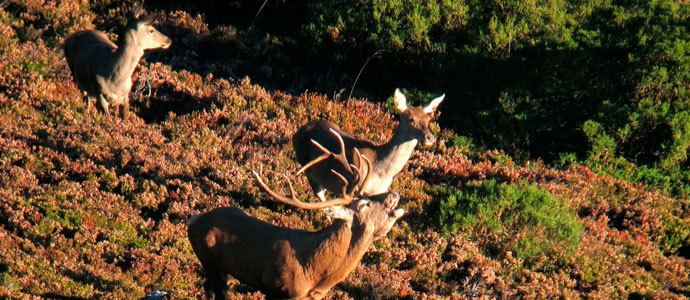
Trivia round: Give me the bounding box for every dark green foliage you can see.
[584,119,690,198]
[438,180,583,262]
[305,0,468,53]
[302,0,690,197]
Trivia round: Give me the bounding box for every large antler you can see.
[296,128,371,197]
[253,128,371,209]
[252,166,353,209]
[296,128,352,175]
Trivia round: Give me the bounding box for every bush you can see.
[438,180,583,263]
[305,0,468,53]
[302,0,690,197]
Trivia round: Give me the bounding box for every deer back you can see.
[63,30,117,95]
[187,207,311,291]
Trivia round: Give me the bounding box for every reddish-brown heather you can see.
[0,2,688,299]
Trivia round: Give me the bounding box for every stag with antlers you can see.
[188,132,404,299]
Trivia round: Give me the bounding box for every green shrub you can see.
[438,180,583,262]
[583,119,690,198]
[305,0,468,53]
[301,0,690,198]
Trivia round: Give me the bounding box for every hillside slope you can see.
[1,2,689,299]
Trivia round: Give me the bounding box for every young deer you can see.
[188,146,404,300]
[63,3,171,118]
[293,88,444,200]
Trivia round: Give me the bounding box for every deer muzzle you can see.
[423,132,436,146]
[161,38,172,49]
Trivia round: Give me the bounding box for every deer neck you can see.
[306,220,375,287]
[371,125,418,181]
[111,30,145,84]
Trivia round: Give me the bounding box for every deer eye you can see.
[357,200,370,211]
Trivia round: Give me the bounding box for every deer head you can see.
[352,190,404,240]
[125,2,171,50]
[393,88,445,146]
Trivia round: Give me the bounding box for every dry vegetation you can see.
[1,1,689,299]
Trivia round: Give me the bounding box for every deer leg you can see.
[83,92,92,112]
[304,173,327,203]
[97,95,110,116]
[121,97,130,120]
[315,190,326,202]
[203,268,229,300]
[308,184,350,220]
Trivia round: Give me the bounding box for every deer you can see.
[293,88,445,201]
[187,135,405,300]
[63,2,171,118]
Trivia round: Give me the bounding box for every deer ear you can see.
[383,191,399,208]
[138,13,158,25]
[424,94,445,114]
[393,88,408,112]
[132,1,145,18]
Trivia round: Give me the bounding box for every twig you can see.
[249,0,269,30]
[348,50,381,101]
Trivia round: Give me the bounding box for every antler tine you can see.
[297,128,353,176]
[351,147,371,196]
[281,174,297,198]
[329,128,353,173]
[252,168,354,209]
[330,169,349,187]
[294,128,369,200]
[360,153,372,180]
[296,151,329,175]
[252,167,298,204]
[310,137,331,154]
[330,169,351,200]
[330,128,345,150]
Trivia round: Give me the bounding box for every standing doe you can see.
[63,3,171,118]
[293,88,445,200]
[188,144,404,299]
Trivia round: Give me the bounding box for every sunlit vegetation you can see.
[0,0,689,299]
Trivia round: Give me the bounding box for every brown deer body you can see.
[187,192,402,300]
[293,89,444,200]
[63,3,170,118]
[188,146,404,299]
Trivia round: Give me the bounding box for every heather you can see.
[1,1,689,299]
